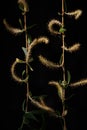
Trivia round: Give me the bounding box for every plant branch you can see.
[61,0,67,130]
[24,12,29,112]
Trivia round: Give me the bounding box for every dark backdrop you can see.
[0,0,87,130]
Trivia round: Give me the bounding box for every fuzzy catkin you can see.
[48,19,62,35]
[63,43,80,53]
[11,59,28,83]
[3,19,24,35]
[70,79,87,87]
[49,81,63,100]
[38,55,61,69]
[26,37,49,63]
[28,94,58,117]
[65,9,82,20]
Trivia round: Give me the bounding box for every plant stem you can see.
[24,13,29,112]
[61,0,67,130]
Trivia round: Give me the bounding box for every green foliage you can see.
[59,27,66,33]
[22,47,27,56]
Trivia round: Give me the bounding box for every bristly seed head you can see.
[38,55,62,69]
[70,79,87,87]
[65,9,82,20]
[62,43,80,53]
[3,19,24,35]
[48,19,62,35]
[26,37,49,63]
[11,59,28,83]
[28,94,58,117]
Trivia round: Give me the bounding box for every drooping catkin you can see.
[11,58,28,83]
[70,79,87,87]
[3,19,24,35]
[26,37,49,63]
[48,19,62,35]
[48,81,63,100]
[65,9,82,20]
[38,55,62,69]
[28,94,58,117]
[62,43,80,53]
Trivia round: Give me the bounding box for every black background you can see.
[1,0,87,130]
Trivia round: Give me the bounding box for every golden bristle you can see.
[48,19,62,35]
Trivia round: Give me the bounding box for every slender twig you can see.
[61,0,67,130]
[62,0,65,81]
[24,12,29,112]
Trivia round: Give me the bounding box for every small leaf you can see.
[22,99,26,112]
[55,110,61,117]
[40,113,46,130]
[22,47,27,56]
[18,128,22,130]
[59,27,66,33]
[19,18,23,28]
[24,112,38,122]
[67,70,71,84]
[59,54,63,65]
[29,57,33,63]
[64,0,68,12]
[27,35,32,45]
[27,24,37,30]
[22,70,26,77]
[18,3,24,12]
[28,64,33,71]
[18,117,24,130]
